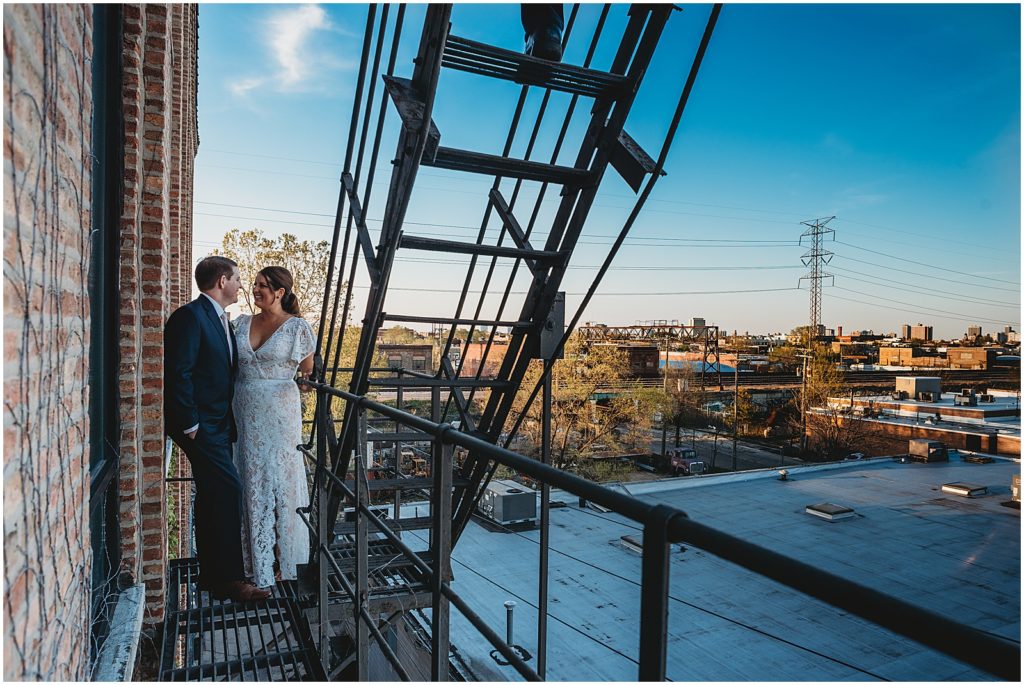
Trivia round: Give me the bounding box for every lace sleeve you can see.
[231,313,250,333]
[291,318,316,365]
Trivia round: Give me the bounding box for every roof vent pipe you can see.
[504,600,516,647]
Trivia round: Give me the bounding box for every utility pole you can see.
[711,426,719,469]
[661,344,668,457]
[732,356,739,471]
[798,352,812,454]
[798,216,836,341]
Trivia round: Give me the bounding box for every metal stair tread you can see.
[426,146,593,185]
[442,33,632,99]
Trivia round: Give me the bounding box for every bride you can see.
[232,266,316,589]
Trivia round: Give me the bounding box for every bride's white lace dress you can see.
[232,314,315,588]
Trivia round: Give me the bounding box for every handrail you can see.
[299,377,1020,681]
[298,425,540,679]
[294,509,412,681]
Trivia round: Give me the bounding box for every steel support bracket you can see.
[610,129,665,193]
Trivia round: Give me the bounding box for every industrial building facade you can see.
[3,4,198,679]
[380,343,435,372]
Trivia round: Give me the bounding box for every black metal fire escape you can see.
[321,3,675,542]
[302,4,699,677]
[160,4,1020,682]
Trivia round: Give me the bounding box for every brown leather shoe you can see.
[212,580,271,602]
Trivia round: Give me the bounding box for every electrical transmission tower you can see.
[798,216,835,343]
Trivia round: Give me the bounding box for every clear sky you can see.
[193,2,1021,339]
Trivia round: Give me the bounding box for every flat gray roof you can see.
[402,455,1021,681]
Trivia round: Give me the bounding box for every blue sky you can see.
[193,2,1021,339]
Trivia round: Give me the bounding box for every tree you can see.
[454,326,490,343]
[792,345,883,459]
[769,343,802,370]
[379,326,426,345]
[506,335,662,475]
[215,228,332,326]
[732,388,759,436]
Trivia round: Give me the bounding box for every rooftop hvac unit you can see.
[979,394,995,403]
[954,394,978,406]
[961,387,974,396]
[1012,474,1020,503]
[919,391,935,402]
[477,480,537,526]
[909,438,948,463]
[891,391,908,400]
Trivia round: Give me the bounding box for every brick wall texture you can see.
[3,4,95,679]
[3,3,198,679]
[117,2,198,630]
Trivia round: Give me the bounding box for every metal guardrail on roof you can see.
[299,377,1020,681]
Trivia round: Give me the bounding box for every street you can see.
[647,427,803,472]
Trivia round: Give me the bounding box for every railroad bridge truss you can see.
[160,4,1017,681]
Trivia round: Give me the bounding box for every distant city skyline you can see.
[193,3,1021,339]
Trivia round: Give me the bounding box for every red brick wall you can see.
[3,5,94,679]
[168,4,197,564]
[117,2,199,629]
[3,2,199,675]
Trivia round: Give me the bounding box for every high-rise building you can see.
[900,324,912,340]
[966,325,982,339]
[910,323,933,341]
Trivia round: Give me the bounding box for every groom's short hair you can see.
[195,255,238,291]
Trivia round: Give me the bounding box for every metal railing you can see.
[298,378,1020,681]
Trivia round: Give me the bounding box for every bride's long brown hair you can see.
[259,266,302,317]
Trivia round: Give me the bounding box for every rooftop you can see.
[831,390,1021,446]
[402,454,1020,680]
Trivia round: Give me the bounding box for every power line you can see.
[835,225,1013,261]
[828,292,1018,327]
[193,164,809,225]
[193,210,798,247]
[198,149,817,217]
[830,266,1020,309]
[193,237,799,273]
[352,284,801,297]
[391,255,799,272]
[832,217,1017,255]
[196,152,1020,256]
[831,253,1020,294]
[195,203,801,241]
[831,287,1019,326]
[835,240,1019,285]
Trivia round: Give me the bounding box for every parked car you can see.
[845,452,865,461]
[667,447,705,476]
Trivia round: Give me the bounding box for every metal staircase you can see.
[301,3,711,679]
[324,0,673,551]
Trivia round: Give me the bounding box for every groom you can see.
[164,256,270,602]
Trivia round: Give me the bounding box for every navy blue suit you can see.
[165,295,244,586]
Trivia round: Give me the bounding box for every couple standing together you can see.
[164,256,315,602]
